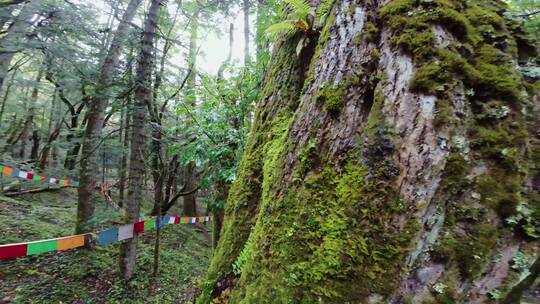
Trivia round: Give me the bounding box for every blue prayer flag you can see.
[97,227,118,246]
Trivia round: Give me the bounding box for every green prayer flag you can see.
[144,219,155,230]
[33,175,41,181]
[27,240,57,255]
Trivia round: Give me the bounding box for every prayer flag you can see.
[57,235,86,251]
[134,221,145,234]
[97,228,118,246]
[27,239,57,256]
[144,219,156,231]
[2,166,12,175]
[118,224,134,241]
[0,243,27,259]
[17,170,27,179]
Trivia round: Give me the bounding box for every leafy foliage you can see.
[264,0,313,39]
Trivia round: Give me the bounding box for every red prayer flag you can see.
[134,221,145,234]
[174,216,180,224]
[27,173,33,180]
[0,243,28,259]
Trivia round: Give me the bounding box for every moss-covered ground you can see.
[0,188,212,304]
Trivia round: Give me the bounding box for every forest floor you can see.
[0,188,212,304]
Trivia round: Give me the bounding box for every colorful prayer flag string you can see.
[0,216,211,260]
[0,164,78,187]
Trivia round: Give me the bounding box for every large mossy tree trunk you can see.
[200,0,540,303]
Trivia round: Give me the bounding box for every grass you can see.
[0,188,212,303]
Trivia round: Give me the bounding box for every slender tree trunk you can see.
[218,23,234,80]
[182,9,199,217]
[119,0,162,280]
[119,43,135,208]
[29,129,39,161]
[119,97,131,208]
[0,68,18,130]
[76,0,143,234]
[118,103,129,207]
[163,155,179,207]
[38,89,59,169]
[200,1,540,303]
[149,4,181,215]
[243,0,251,66]
[0,0,35,90]
[18,65,43,159]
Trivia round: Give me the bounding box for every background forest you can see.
[0,0,538,303]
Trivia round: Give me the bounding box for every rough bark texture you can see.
[200,0,540,303]
[75,0,142,234]
[118,0,162,280]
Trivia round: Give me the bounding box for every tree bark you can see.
[118,100,130,208]
[119,0,163,280]
[149,2,180,216]
[18,64,43,159]
[182,9,199,217]
[200,1,540,303]
[119,42,135,208]
[0,67,18,130]
[243,0,251,66]
[75,0,143,234]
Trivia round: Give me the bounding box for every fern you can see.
[264,20,297,39]
[316,0,335,25]
[283,0,311,20]
[232,233,254,275]
[264,0,312,39]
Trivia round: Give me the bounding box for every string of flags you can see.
[0,164,78,187]
[0,215,211,260]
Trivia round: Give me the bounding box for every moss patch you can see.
[316,84,346,114]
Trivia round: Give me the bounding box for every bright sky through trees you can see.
[80,0,252,74]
